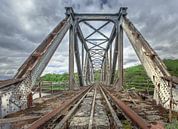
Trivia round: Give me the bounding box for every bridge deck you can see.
[0,84,167,129]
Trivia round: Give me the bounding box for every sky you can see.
[0,0,178,80]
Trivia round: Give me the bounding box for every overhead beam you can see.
[85,21,110,39]
[83,21,109,40]
[74,7,127,21]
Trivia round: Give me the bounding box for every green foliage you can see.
[124,64,152,91]
[122,120,132,129]
[41,59,178,92]
[164,59,178,76]
[94,71,101,81]
[165,119,178,129]
[124,59,178,92]
[41,73,69,82]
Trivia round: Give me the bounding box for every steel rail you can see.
[88,86,97,129]
[101,86,150,129]
[27,86,91,129]
[53,86,93,129]
[99,85,123,128]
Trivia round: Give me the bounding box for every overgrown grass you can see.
[41,59,178,92]
[164,59,178,76]
[165,119,178,129]
[124,59,178,92]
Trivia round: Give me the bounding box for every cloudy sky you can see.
[0,0,178,80]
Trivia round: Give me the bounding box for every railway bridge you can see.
[0,7,178,129]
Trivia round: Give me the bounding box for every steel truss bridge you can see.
[0,7,178,124]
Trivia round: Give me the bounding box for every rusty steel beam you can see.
[162,76,178,85]
[0,78,24,89]
[0,116,41,124]
[27,87,90,129]
[121,16,178,110]
[54,86,92,129]
[15,17,71,79]
[0,13,72,117]
[88,87,96,129]
[101,86,150,129]
[99,85,123,128]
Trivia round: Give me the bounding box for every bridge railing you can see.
[32,81,69,97]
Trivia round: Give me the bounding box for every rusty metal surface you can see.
[88,87,96,129]
[102,86,150,129]
[99,85,123,128]
[0,16,72,118]
[0,116,40,124]
[0,78,24,89]
[54,86,93,129]
[27,86,90,129]
[0,7,177,123]
[15,17,69,79]
[121,16,178,111]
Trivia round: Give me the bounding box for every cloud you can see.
[0,0,178,79]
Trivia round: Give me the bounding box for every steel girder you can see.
[69,25,75,89]
[0,15,72,117]
[1,6,176,118]
[121,16,178,111]
[110,33,118,84]
[74,27,84,86]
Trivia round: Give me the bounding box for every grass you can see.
[123,59,178,92]
[40,59,178,92]
[122,120,132,129]
[165,119,178,129]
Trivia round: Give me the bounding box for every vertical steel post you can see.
[69,26,75,90]
[108,46,112,85]
[104,58,107,83]
[82,41,84,70]
[27,92,33,108]
[117,25,123,90]
[87,59,91,84]
[110,30,118,84]
[74,23,84,86]
[106,52,110,85]
[91,67,94,83]
[84,53,88,85]
[100,68,103,82]
[39,81,42,98]
[169,79,173,122]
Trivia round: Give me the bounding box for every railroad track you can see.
[24,84,165,129]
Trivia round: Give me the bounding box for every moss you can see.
[122,120,132,129]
